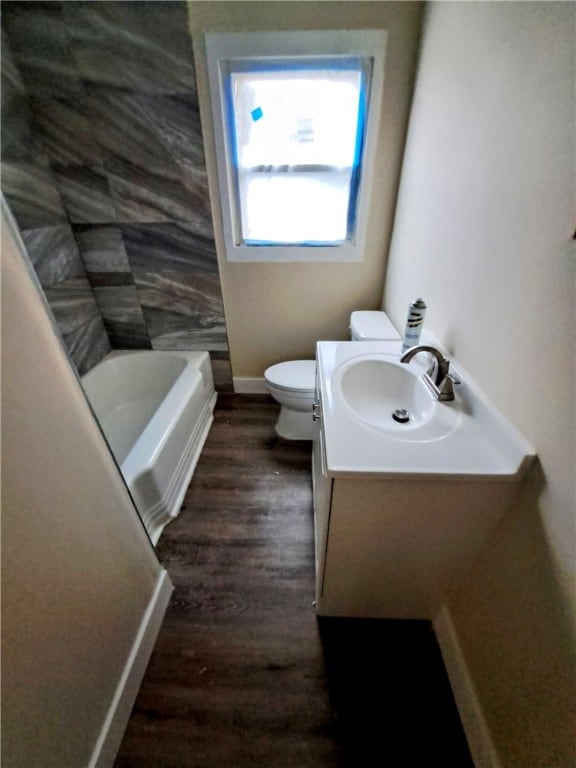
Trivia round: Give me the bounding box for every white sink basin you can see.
[333,356,461,442]
[316,341,535,479]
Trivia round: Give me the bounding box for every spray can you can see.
[402,298,427,352]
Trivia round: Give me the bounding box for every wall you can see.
[1,27,111,375]
[384,3,575,766]
[188,1,424,379]
[1,204,171,767]
[1,1,232,389]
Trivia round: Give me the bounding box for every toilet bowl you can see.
[264,311,401,440]
[264,360,317,440]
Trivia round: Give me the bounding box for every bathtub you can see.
[82,350,216,544]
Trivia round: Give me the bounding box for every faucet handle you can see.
[426,353,450,383]
[437,374,456,401]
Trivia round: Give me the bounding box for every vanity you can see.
[312,340,534,619]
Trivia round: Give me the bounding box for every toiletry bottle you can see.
[402,298,427,352]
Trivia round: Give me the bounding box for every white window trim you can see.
[205,29,387,263]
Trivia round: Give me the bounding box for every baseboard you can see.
[233,376,268,394]
[89,569,173,768]
[434,605,501,768]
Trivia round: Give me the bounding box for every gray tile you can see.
[82,86,176,169]
[44,277,102,337]
[2,2,81,98]
[80,87,212,225]
[135,272,228,351]
[106,155,206,225]
[0,30,26,96]
[21,225,86,289]
[63,1,197,95]
[92,284,145,324]
[111,91,212,225]
[93,285,151,349]
[133,272,225,316]
[1,87,36,163]
[122,223,218,273]
[29,96,103,167]
[0,31,39,162]
[73,224,131,273]
[64,313,111,376]
[53,165,117,224]
[1,161,68,230]
[149,326,229,352]
[94,88,208,194]
[87,273,134,288]
[209,353,234,393]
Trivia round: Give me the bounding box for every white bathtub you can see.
[82,350,217,544]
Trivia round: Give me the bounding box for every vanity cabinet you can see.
[312,432,518,620]
[312,340,533,620]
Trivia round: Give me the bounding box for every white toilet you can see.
[264,311,401,440]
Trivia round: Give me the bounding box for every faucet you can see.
[400,345,456,401]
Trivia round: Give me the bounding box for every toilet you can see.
[264,311,401,440]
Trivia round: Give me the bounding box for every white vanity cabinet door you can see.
[315,477,516,619]
[312,430,332,605]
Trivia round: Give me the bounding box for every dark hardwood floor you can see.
[114,395,473,767]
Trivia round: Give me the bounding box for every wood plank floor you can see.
[114,395,473,767]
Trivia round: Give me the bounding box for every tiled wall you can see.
[1,27,111,375]
[1,1,232,389]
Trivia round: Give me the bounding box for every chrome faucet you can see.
[400,345,456,401]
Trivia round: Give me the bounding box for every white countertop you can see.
[316,340,535,481]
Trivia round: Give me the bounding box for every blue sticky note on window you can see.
[251,106,263,122]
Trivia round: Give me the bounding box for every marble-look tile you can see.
[95,88,209,200]
[113,92,211,225]
[64,313,111,376]
[105,154,209,225]
[134,271,225,316]
[77,85,213,226]
[72,224,131,273]
[92,285,151,350]
[29,96,103,167]
[149,325,229,352]
[1,161,68,230]
[81,86,176,170]
[122,223,218,273]
[0,30,26,95]
[2,2,81,98]
[0,31,38,162]
[63,1,197,96]
[134,272,228,351]
[21,225,86,290]
[1,87,36,163]
[52,165,117,224]
[134,92,207,178]
[44,277,102,337]
[86,272,134,288]
[209,352,234,393]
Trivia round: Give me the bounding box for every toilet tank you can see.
[349,311,401,341]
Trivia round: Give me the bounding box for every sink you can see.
[316,341,535,480]
[333,354,461,442]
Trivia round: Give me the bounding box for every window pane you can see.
[241,170,352,243]
[227,65,365,245]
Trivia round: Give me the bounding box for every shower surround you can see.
[1,1,232,389]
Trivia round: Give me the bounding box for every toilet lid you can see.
[350,310,401,341]
[264,360,316,392]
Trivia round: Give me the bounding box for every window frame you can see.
[205,30,388,263]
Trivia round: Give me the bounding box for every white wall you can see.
[384,3,575,766]
[189,0,423,378]
[1,205,172,767]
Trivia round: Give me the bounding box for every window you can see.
[206,31,387,262]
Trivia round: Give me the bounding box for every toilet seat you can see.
[264,360,316,393]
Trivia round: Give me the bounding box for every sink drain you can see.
[392,408,411,424]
